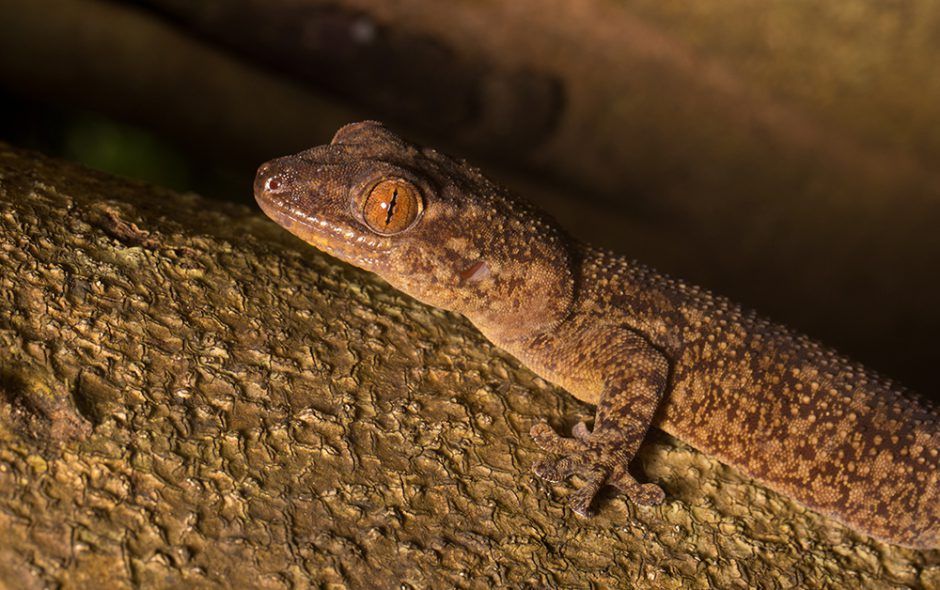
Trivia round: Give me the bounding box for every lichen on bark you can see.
[0,145,937,589]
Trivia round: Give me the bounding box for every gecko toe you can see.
[611,475,665,506]
[568,470,604,516]
[571,420,592,442]
[530,422,584,455]
[534,455,579,482]
[532,419,664,512]
[636,483,666,506]
[533,458,562,482]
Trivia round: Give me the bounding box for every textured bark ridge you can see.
[0,145,937,589]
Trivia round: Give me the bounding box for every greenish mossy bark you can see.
[1,147,938,588]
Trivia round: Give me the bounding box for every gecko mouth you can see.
[260,197,392,264]
[254,168,393,269]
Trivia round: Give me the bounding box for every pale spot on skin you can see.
[459,260,491,284]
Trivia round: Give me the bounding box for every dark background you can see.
[1,0,937,399]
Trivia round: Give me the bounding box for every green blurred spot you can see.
[63,116,191,191]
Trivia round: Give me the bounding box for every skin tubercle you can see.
[254,120,939,549]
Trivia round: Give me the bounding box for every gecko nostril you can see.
[265,176,282,192]
[254,162,290,197]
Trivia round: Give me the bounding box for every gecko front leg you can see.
[528,326,669,515]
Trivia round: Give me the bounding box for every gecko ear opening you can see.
[331,121,399,146]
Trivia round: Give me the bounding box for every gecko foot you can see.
[530,421,664,515]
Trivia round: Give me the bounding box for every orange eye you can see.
[362,179,422,234]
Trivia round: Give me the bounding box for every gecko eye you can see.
[362,179,423,235]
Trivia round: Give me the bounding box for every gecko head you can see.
[255,121,576,337]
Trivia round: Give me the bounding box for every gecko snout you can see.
[254,161,286,199]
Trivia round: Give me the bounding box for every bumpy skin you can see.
[254,121,940,548]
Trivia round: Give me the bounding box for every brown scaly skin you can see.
[254,121,940,549]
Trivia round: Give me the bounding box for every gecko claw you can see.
[530,421,663,512]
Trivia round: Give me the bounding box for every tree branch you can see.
[0,146,936,588]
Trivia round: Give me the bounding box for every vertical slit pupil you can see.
[385,188,398,226]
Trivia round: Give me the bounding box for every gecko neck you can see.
[465,252,582,345]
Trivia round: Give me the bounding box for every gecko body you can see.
[254,121,939,548]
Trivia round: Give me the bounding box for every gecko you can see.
[254,121,939,549]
